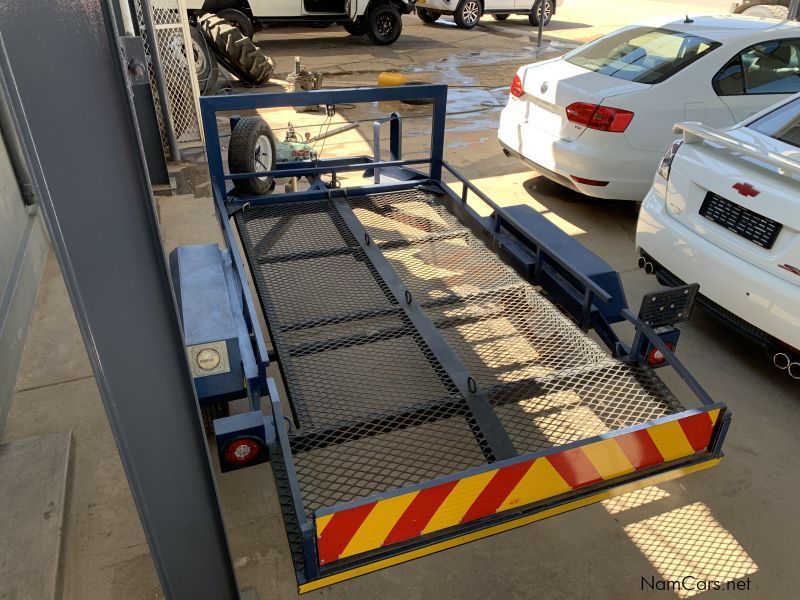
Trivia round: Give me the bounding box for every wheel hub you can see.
[463,1,480,25]
[254,135,273,182]
[376,14,393,37]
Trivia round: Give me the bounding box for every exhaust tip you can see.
[774,352,791,370]
[789,362,800,380]
[637,256,647,269]
[644,262,655,275]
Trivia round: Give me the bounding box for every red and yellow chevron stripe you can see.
[315,409,721,566]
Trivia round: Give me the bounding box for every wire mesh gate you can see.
[134,0,203,155]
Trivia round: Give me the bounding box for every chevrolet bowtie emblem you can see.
[732,182,759,197]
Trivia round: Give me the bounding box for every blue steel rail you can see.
[199,85,731,591]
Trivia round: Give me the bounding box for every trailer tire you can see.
[189,25,218,95]
[343,19,368,35]
[217,8,255,39]
[417,8,441,23]
[198,13,273,86]
[365,3,403,45]
[229,117,277,195]
[529,0,553,26]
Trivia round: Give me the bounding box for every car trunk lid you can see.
[517,58,650,141]
[665,125,800,287]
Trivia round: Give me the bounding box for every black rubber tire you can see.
[417,8,441,23]
[198,13,273,85]
[228,116,277,196]
[201,403,230,436]
[529,0,553,26]
[492,13,510,20]
[217,8,255,39]
[189,25,218,95]
[343,19,368,35]
[741,4,789,18]
[365,3,403,45]
[454,0,482,29]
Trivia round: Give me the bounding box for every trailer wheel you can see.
[343,18,368,35]
[492,13,510,20]
[189,25,218,95]
[198,13,273,86]
[229,117,277,196]
[454,0,482,29]
[365,3,403,45]
[417,8,441,23]
[217,8,255,39]
[529,0,553,26]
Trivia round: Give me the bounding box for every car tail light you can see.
[223,437,263,466]
[657,140,683,180]
[647,342,675,367]
[565,102,634,132]
[571,175,609,187]
[510,74,524,98]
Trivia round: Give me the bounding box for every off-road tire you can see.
[417,8,441,23]
[454,0,482,29]
[492,13,510,21]
[529,0,553,26]
[228,117,277,196]
[198,13,273,85]
[741,4,789,18]
[189,25,218,94]
[365,3,403,45]
[343,19,368,35]
[201,403,230,436]
[217,8,255,39]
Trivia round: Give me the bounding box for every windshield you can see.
[748,96,800,148]
[565,27,720,84]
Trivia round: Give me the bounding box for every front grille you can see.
[699,192,782,249]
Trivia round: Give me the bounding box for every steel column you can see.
[0,1,239,598]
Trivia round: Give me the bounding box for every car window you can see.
[565,27,720,84]
[748,97,800,147]
[713,39,800,95]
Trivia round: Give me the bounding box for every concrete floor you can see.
[4,1,798,598]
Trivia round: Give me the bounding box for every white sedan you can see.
[499,14,800,200]
[637,94,800,377]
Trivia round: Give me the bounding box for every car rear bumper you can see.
[637,185,800,350]
[498,104,658,201]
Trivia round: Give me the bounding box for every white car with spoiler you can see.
[499,15,800,200]
[637,94,800,378]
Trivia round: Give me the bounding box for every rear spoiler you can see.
[674,121,800,178]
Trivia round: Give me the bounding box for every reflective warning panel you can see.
[315,408,721,566]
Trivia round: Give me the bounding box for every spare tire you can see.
[198,13,273,86]
[228,116,277,196]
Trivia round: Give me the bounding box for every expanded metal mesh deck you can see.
[235,189,684,514]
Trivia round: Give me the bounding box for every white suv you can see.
[416,0,562,29]
[637,94,800,377]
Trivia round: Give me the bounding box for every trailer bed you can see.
[235,188,685,516]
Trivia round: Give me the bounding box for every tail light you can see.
[510,74,524,98]
[223,437,264,466]
[657,140,683,180]
[647,342,675,367]
[566,102,634,132]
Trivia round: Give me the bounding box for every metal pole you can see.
[537,0,544,47]
[0,0,239,597]
[790,0,800,20]
[140,0,181,160]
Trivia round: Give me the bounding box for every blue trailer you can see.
[174,84,730,592]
